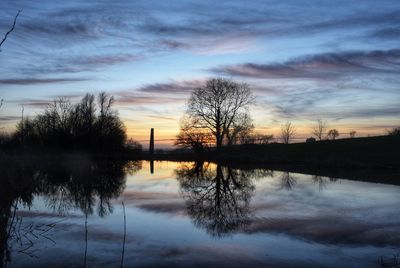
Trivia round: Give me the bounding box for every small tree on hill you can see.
[280,122,296,144]
[312,118,327,140]
[327,129,339,140]
[387,127,400,136]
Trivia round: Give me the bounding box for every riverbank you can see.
[144,135,400,170]
[2,135,399,185]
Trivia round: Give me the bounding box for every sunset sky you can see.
[1,0,399,147]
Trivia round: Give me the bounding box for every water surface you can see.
[2,160,400,267]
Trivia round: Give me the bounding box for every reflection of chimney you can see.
[150,160,154,174]
[149,128,154,154]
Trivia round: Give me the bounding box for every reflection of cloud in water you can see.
[245,216,400,247]
[137,203,186,214]
[120,191,180,201]
[16,210,84,219]
[119,190,186,214]
[137,243,266,268]
[248,172,400,248]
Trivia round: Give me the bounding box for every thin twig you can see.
[84,214,88,268]
[0,10,22,50]
[120,202,126,268]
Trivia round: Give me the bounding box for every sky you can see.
[0,0,399,147]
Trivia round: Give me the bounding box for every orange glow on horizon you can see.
[124,118,394,149]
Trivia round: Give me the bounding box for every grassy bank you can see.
[145,135,400,170]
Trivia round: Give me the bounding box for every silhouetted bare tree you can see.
[312,118,327,141]
[0,10,21,51]
[175,118,213,153]
[225,112,254,146]
[184,78,254,149]
[349,130,356,138]
[327,129,339,140]
[280,122,296,144]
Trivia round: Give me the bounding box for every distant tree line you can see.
[1,92,141,153]
[388,127,400,136]
[175,78,349,153]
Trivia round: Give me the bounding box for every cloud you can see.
[17,54,141,75]
[137,3,400,40]
[3,1,400,79]
[138,79,203,94]
[145,115,177,121]
[19,101,51,108]
[299,11,400,35]
[17,4,131,43]
[0,77,90,85]
[70,54,140,68]
[6,96,82,109]
[332,106,400,120]
[212,49,400,79]
[159,39,188,49]
[369,27,400,40]
[0,115,22,122]
[115,91,186,106]
[269,99,400,120]
[22,19,96,38]
[113,86,189,106]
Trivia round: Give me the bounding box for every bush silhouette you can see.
[13,93,128,153]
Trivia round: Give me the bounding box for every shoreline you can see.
[2,135,399,184]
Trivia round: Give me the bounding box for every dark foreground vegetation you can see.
[0,153,142,266]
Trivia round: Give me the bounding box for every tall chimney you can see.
[149,128,154,154]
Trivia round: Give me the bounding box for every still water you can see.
[2,160,400,267]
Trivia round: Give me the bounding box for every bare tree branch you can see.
[0,10,22,51]
[184,78,254,149]
[312,118,327,141]
[280,122,296,144]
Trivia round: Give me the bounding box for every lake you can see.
[1,159,399,267]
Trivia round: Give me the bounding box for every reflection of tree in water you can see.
[38,159,140,217]
[1,158,37,267]
[0,157,140,267]
[280,172,339,191]
[279,172,297,190]
[176,162,256,238]
[312,175,338,192]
